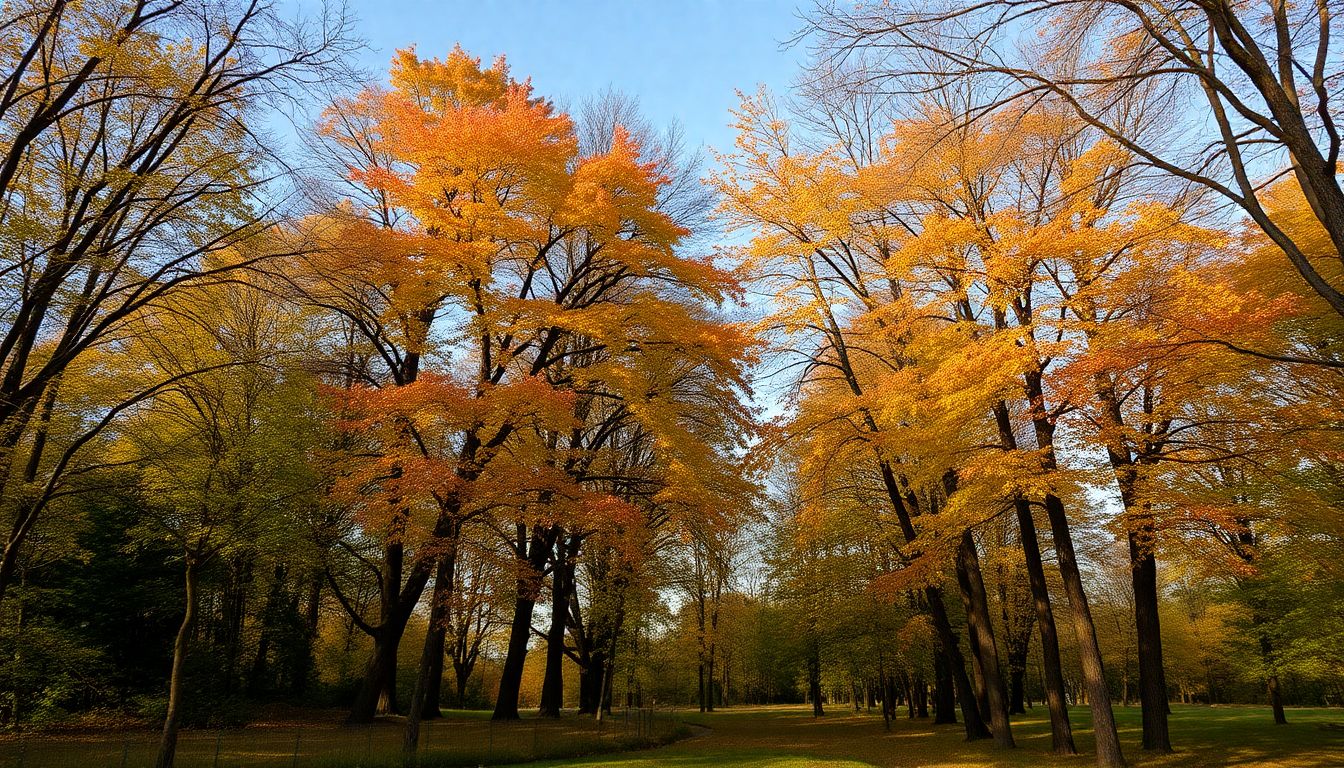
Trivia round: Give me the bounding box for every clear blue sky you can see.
[345,0,807,154]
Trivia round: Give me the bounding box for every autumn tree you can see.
[807,0,1344,330]
[296,47,753,747]
[0,0,353,607]
[112,274,320,768]
[720,87,1032,748]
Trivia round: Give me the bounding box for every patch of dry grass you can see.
[533,703,1344,768]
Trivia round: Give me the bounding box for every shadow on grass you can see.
[533,704,1344,768]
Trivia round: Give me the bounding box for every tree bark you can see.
[404,545,456,756]
[1129,525,1172,751]
[493,589,538,721]
[539,535,576,717]
[345,534,436,723]
[955,530,1015,748]
[991,400,1075,752]
[1024,372,1125,768]
[492,525,554,720]
[156,557,199,768]
[933,648,956,725]
[808,641,824,717]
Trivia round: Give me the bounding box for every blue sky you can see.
[344,0,808,155]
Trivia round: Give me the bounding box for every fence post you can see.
[291,727,301,768]
[213,731,223,768]
[120,737,129,768]
[16,737,24,768]
[488,718,494,758]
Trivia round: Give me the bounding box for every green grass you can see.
[1,704,1338,767]
[531,704,1344,768]
[0,709,688,768]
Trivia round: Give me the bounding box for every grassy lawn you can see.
[533,704,1344,768]
[0,709,686,767]
[1,704,1338,767]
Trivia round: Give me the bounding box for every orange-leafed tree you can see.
[295,47,754,737]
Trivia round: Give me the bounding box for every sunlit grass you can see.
[0,708,689,767]
[534,703,1344,768]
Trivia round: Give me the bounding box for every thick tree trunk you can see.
[992,400,1074,752]
[404,547,456,756]
[156,558,199,768]
[808,643,824,717]
[347,535,433,723]
[1045,493,1126,768]
[493,591,538,720]
[955,530,1015,748]
[933,648,956,725]
[350,629,400,721]
[926,586,993,740]
[1017,502,1076,754]
[493,525,552,721]
[1023,371,1125,768]
[1129,526,1172,751]
[539,536,576,717]
[420,648,445,719]
[580,648,606,715]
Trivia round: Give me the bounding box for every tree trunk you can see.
[248,564,287,694]
[493,590,538,720]
[933,648,956,725]
[697,662,706,713]
[580,648,606,715]
[955,530,1015,748]
[156,557,199,768]
[1261,635,1287,725]
[706,647,717,712]
[1045,493,1126,768]
[808,642,824,717]
[539,536,576,717]
[991,399,1073,750]
[350,625,401,722]
[915,674,928,718]
[875,460,989,741]
[1129,526,1172,751]
[347,535,433,723]
[1023,370,1125,768]
[926,586,992,740]
[1017,501,1076,754]
[492,525,552,721]
[1009,663,1026,716]
[404,546,456,756]
[295,572,321,696]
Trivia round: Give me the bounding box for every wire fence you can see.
[0,707,687,768]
